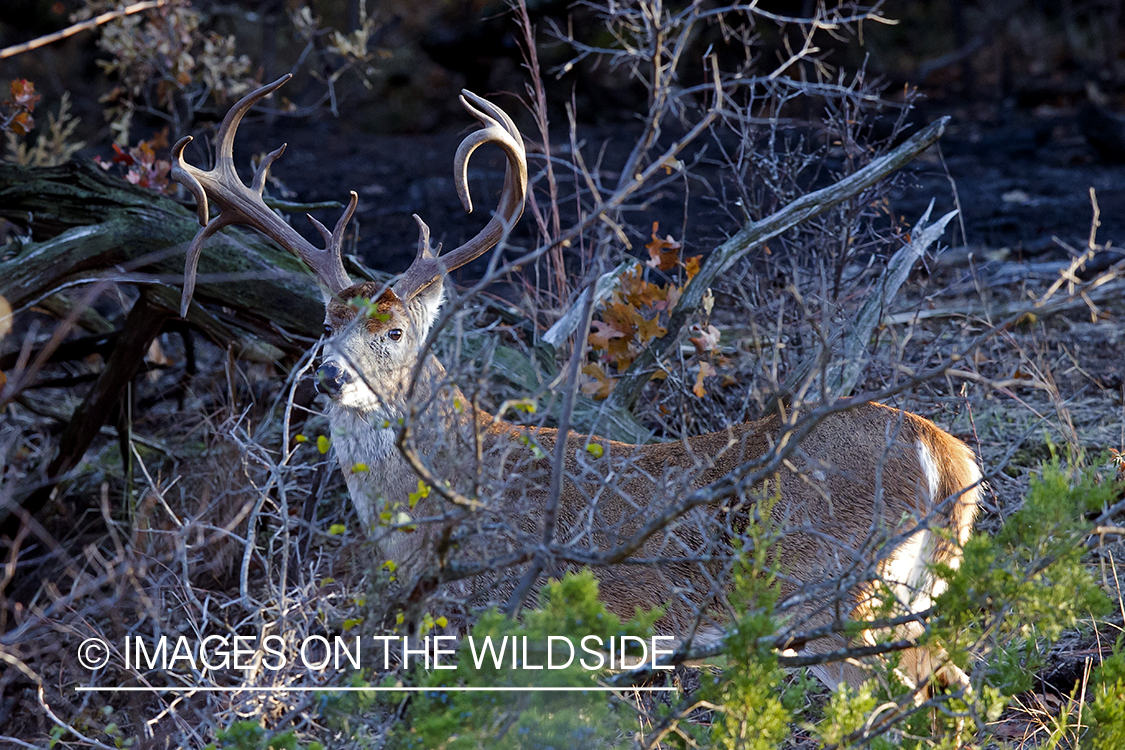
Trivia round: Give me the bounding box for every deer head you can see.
[170,74,527,421]
[318,112,526,417]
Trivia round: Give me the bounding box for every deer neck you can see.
[325,351,475,532]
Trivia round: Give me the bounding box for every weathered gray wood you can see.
[833,203,957,396]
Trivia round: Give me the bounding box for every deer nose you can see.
[315,362,351,398]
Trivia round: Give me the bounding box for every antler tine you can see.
[251,143,287,195]
[452,91,522,213]
[214,75,291,165]
[411,214,439,261]
[307,191,359,255]
[169,75,354,315]
[171,135,211,226]
[179,211,231,316]
[394,91,527,301]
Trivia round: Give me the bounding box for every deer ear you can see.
[405,278,445,339]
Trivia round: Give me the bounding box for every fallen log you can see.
[0,159,344,533]
[0,159,329,351]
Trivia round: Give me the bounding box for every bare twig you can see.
[0,1,171,60]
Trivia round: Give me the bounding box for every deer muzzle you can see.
[315,361,351,399]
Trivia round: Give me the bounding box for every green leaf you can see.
[408,479,430,508]
[519,435,547,459]
[507,398,537,414]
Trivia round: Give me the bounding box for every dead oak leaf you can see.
[692,361,717,398]
[645,221,682,271]
[581,363,615,400]
[689,323,721,354]
[9,79,40,110]
[685,255,702,281]
[588,320,626,351]
[617,267,649,306]
[636,314,667,343]
[665,285,682,311]
[606,336,634,369]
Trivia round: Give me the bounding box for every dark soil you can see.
[900,104,1125,252]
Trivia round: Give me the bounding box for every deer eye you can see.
[388,329,403,342]
[323,324,333,338]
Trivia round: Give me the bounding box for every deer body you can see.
[320,286,980,689]
[172,77,982,691]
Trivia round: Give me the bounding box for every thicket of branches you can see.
[1,1,1125,749]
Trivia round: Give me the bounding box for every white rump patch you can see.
[916,438,941,504]
[884,528,934,612]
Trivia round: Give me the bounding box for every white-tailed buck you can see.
[171,76,981,691]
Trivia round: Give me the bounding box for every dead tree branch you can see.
[607,116,950,413]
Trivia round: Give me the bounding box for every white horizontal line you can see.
[76,685,676,693]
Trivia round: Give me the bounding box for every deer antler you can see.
[393,91,527,301]
[170,74,356,316]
